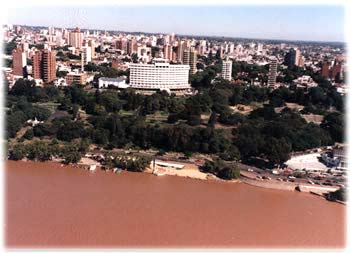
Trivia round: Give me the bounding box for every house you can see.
[98,76,128,89]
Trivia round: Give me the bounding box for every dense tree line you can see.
[6,56,344,168]
[9,140,82,164]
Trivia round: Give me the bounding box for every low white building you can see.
[98,76,128,89]
[292,75,318,88]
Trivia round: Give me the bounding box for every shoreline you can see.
[5,158,344,204]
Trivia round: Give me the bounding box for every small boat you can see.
[89,165,97,171]
[113,168,122,174]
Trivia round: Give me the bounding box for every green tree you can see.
[217,166,240,180]
[9,144,26,160]
[321,112,344,143]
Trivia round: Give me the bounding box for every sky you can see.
[6,5,345,42]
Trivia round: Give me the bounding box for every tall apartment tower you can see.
[183,47,197,75]
[163,44,173,61]
[116,38,128,52]
[177,40,184,63]
[12,48,27,76]
[221,58,232,81]
[81,46,92,69]
[69,27,83,48]
[127,38,138,55]
[284,48,302,68]
[294,48,301,66]
[267,58,278,87]
[321,62,330,78]
[228,43,235,55]
[32,49,56,83]
[88,40,95,58]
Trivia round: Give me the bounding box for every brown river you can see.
[5,160,345,248]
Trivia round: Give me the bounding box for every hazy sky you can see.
[7,5,345,42]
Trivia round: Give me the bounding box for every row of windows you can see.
[130,66,189,70]
[130,84,191,88]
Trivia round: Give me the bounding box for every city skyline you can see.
[7,5,345,42]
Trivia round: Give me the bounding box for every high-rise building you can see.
[331,63,342,80]
[228,43,235,54]
[295,48,301,66]
[235,44,243,55]
[88,40,95,59]
[183,47,197,75]
[224,42,229,54]
[137,45,152,63]
[21,42,29,54]
[218,46,224,58]
[284,48,294,67]
[284,48,302,68]
[298,55,305,67]
[198,40,207,55]
[163,44,173,61]
[68,27,83,49]
[177,40,184,63]
[48,26,55,36]
[81,46,92,69]
[127,38,138,55]
[116,38,128,52]
[170,33,175,43]
[268,58,278,87]
[12,48,27,76]
[129,58,191,93]
[163,34,170,45]
[221,59,232,81]
[32,49,56,83]
[321,62,330,78]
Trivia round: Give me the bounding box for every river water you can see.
[5,160,345,248]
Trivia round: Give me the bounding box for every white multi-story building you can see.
[129,59,191,93]
[137,45,151,63]
[268,58,278,87]
[81,46,92,66]
[228,43,235,55]
[221,59,232,81]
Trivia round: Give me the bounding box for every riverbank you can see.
[8,158,342,202]
[6,160,345,248]
[240,170,339,195]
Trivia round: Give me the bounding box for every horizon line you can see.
[8,23,346,45]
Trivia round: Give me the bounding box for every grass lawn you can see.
[34,102,60,113]
[146,111,169,122]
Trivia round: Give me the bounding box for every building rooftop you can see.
[99,76,126,82]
